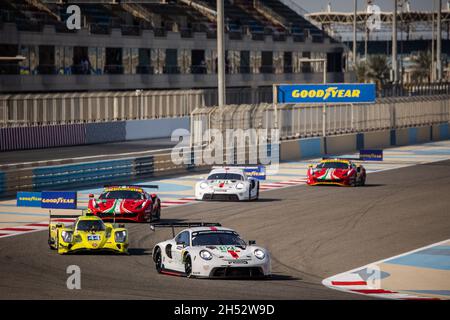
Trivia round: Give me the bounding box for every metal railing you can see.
[0,87,274,127]
[191,95,450,142]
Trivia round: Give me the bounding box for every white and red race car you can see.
[194,166,264,201]
[151,223,271,278]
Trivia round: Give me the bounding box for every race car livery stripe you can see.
[228,250,240,259]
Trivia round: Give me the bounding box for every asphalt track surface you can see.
[0,137,178,165]
[1,160,449,299]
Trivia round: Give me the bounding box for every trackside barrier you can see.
[0,124,86,151]
[0,144,274,197]
[1,122,449,198]
[279,123,450,161]
[0,88,273,127]
[191,95,450,143]
[0,117,190,151]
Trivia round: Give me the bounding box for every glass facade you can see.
[1,43,339,76]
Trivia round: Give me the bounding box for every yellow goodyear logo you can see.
[19,196,41,202]
[291,87,361,100]
[41,197,75,204]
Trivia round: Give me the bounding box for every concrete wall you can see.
[125,117,189,140]
[279,123,450,161]
[0,118,190,151]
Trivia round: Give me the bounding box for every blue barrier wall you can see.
[408,127,418,145]
[32,159,134,189]
[281,124,450,161]
[299,137,323,158]
[86,121,127,144]
[0,171,4,197]
[125,117,190,140]
[440,123,449,140]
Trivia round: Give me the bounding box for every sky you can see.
[296,0,441,13]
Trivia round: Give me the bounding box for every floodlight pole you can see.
[437,0,442,81]
[353,0,357,66]
[322,59,327,138]
[392,0,398,83]
[217,0,226,107]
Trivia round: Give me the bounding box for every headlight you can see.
[114,230,127,243]
[254,249,265,260]
[236,182,245,189]
[199,250,213,260]
[61,231,73,243]
[200,182,209,189]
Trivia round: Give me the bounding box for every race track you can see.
[1,159,449,299]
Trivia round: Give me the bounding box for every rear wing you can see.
[150,222,222,237]
[212,165,266,180]
[48,209,90,225]
[322,149,383,162]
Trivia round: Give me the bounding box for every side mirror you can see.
[308,164,313,168]
[118,224,125,228]
[248,240,256,245]
[89,194,94,198]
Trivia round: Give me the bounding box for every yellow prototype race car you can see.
[48,210,129,254]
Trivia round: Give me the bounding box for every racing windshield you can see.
[76,220,106,232]
[316,162,349,169]
[192,231,246,247]
[207,173,244,181]
[99,190,144,200]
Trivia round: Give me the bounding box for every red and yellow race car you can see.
[307,158,366,187]
[88,185,161,223]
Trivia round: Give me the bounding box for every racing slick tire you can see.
[155,204,161,221]
[255,187,259,200]
[185,255,193,278]
[48,228,56,250]
[154,247,163,274]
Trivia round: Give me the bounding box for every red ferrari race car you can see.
[88,185,161,222]
[307,159,366,187]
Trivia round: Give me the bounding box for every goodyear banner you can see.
[243,166,266,180]
[360,149,383,161]
[16,192,42,207]
[277,83,376,104]
[41,191,77,209]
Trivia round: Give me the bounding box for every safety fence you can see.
[190,95,450,143]
[1,84,448,127]
[0,144,276,197]
[0,87,273,127]
[0,117,189,151]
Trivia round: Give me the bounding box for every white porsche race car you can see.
[151,223,271,278]
[195,166,263,201]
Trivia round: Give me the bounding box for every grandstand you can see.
[0,0,347,92]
